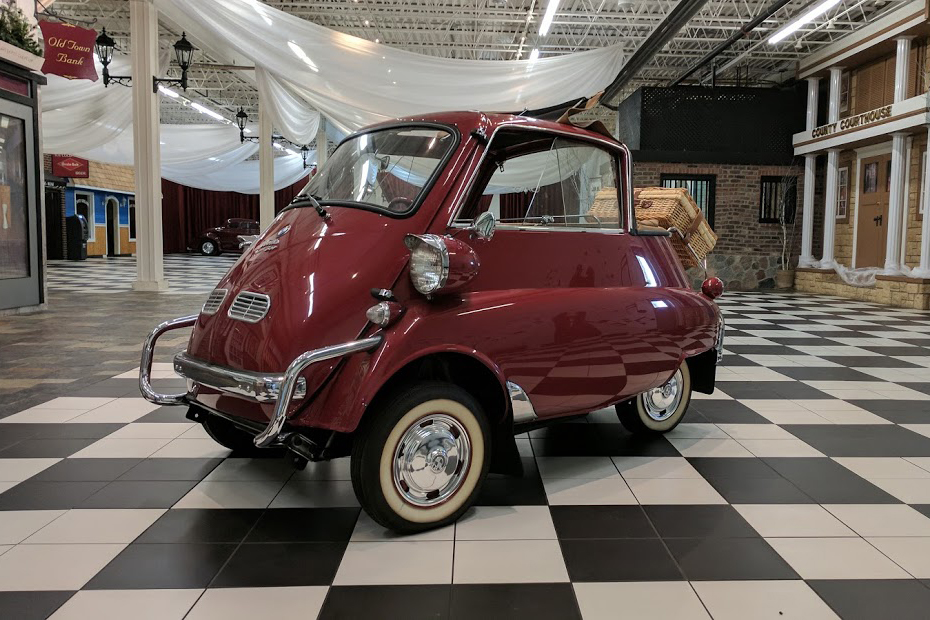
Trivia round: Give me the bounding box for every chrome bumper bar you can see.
[715,315,725,363]
[173,352,308,403]
[139,315,382,448]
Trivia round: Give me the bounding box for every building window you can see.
[660,174,715,227]
[128,199,136,240]
[74,191,95,241]
[759,176,797,224]
[837,167,849,220]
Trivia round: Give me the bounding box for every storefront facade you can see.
[794,0,930,308]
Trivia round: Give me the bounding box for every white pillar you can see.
[884,38,912,272]
[258,100,274,231]
[819,67,843,267]
[316,118,327,168]
[822,149,840,266]
[914,125,930,277]
[799,77,820,267]
[130,0,166,291]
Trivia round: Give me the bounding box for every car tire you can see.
[616,361,692,434]
[199,239,220,256]
[351,381,491,533]
[201,415,266,456]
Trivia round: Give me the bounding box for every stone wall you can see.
[634,161,803,290]
[796,268,930,310]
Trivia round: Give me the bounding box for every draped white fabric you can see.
[154,0,625,133]
[70,123,311,194]
[42,53,158,153]
[255,68,321,145]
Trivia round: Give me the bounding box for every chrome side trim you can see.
[715,314,725,363]
[254,335,383,447]
[507,380,537,424]
[173,352,307,403]
[139,315,198,406]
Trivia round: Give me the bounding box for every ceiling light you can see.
[364,19,370,26]
[768,0,841,44]
[538,0,560,36]
[157,84,179,98]
[191,101,225,121]
[529,48,540,61]
[285,148,299,156]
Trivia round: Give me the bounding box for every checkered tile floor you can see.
[47,255,238,295]
[1,292,930,619]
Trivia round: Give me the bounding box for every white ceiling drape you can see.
[41,54,312,193]
[154,0,625,135]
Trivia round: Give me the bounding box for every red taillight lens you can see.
[702,277,724,299]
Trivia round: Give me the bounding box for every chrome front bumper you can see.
[139,314,382,447]
[715,314,725,363]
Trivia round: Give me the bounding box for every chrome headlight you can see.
[404,234,449,295]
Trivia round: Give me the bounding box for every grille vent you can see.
[201,289,227,315]
[228,291,271,323]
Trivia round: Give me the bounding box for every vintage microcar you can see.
[140,111,725,532]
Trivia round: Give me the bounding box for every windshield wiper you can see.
[288,193,330,220]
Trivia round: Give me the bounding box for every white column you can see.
[316,119,328,168]
[914,125,930,277]
[130,0,166,291]
[258,100,274,231]
[822,149,840,265]
[799,77,820,267]
[819,67,843,267]
[884,38,912,272]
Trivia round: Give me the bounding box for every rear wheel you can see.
[351,381,490,533]
[616,362,692,434]
[202,415,265,456]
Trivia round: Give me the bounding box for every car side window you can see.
[468,137,621,230]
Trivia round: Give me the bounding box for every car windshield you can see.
[301,126,455,215]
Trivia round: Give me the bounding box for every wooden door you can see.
[856,153,891,268]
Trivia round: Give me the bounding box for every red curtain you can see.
[160,178,306,254]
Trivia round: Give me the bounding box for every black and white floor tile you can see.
[1,289,930,618]
[47,255,238,295]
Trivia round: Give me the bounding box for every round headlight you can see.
[405,234,449,295]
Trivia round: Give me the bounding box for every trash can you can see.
[66,213,88,261]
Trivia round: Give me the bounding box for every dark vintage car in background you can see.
[141,111,724,533]
[191,217,259,255]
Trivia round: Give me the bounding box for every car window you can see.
[301,127,455,216]
[462,137,621,230]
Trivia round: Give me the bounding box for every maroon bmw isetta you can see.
[141,111,724,532]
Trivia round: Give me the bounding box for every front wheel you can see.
[351,381,490,533]
[616,361,692,434]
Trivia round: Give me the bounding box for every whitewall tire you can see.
[616,361,692,434]
[351,381,490,533]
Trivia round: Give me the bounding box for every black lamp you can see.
[95,28,131,87]
[236,107,256,143]
[301,144,311,169]
[153,32,197,92]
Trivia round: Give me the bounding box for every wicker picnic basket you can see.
[633,187,717,268]
[590,187,717,268]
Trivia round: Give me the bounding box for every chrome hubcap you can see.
[202,241,214,253]
[642,369,683,421]
[393,414,470,507]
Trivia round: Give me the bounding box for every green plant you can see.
[0,2,42,57]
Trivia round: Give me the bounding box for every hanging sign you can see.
[39,21,98,81]
[52,155,89,178]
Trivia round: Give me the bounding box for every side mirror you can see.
[469,211,496,241]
